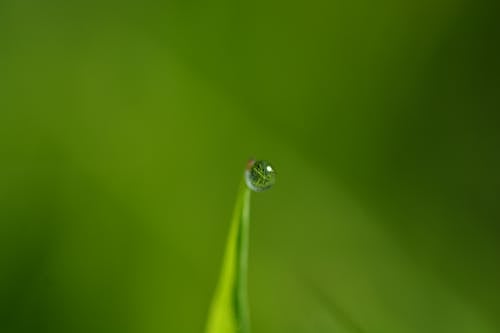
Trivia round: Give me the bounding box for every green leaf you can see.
[205,179,252,333]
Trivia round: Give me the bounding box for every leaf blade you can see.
[205,180,251,333]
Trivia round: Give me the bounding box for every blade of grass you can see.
[205,179,251,333]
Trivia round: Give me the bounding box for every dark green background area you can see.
[0,0,499,332]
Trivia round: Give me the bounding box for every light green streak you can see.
[205,179,251,333]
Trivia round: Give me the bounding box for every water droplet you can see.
[245,159,276,192]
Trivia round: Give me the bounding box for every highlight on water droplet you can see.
[245,159,276,192]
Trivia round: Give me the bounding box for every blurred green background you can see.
[1,0,499,332]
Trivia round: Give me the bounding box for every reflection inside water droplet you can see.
[245,160,276,192]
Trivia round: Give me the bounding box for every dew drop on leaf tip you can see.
[245,159,276,192]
